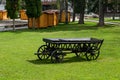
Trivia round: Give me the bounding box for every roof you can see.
[41,0,56,5]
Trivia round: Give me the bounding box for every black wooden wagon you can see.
[35,38,104,63]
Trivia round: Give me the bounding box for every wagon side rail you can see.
[45,39,104,52]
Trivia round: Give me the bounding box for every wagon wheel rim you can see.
[85,50,100,61]
[37,45,50,60]
[51,50,64,63]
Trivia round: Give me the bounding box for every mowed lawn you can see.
[0,22,120,80]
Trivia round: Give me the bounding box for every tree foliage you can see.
[74,0,85,14]
[25,0,42,18]
[5,0,21,19]
[5,0,21,31]
[87,0,120,14]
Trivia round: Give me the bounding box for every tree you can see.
[5,0,21,31]
[20,0,26,9]
[109,0,120,19]
[87,0,105,26]
[69,0,75,22]
[87,0,99,13]
[74,0,86,24]
[72,0,75,22]
[25,0,42,29]
[65,0,68,24]
[110,0,118,20]
[98,0,104,26]
[87,0,120,26]
[59,0,65,22]
[56,0,60,9]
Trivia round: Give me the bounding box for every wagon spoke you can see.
[92,56,95,60]
[79,52,85,57]
[90,56,93,60]
[92,55,95,60]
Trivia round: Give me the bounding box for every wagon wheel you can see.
[85,50,100,61]
[37,45,50,60]
[51,50,64,63]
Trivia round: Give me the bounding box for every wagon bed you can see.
[35,38,104,63]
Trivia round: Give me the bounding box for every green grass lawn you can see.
[0,22,120,80]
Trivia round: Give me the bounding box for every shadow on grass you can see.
[3,22,115,33]
[27,56,87,65]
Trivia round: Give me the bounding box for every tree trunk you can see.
[59,0,64,22]
[72,0,75,22]
[98,0,104,26]
[112,9,115,20]
[13,19,15,31]
[32,17,36,29]
[112,0,117,20]
[78,0,85,24]
[72,12,75,22]
[59,10,63,22]
[78,13,84,24]
[65,0,68,24]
